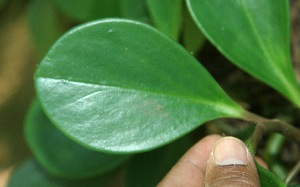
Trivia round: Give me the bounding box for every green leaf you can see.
[248,138,286,187]
[182,7,206,54]
[7,158,108,187]
[35,19,245,153]
[120,0,150,23]
[146,0,183,40]
[0,0,6,10]
[28,0,67,57]
[187,0,300,107]
[51,0,120,22]
[125,135,194,187]
[25,99,130,179]
[256,161,286,187]
[265,133,287,180]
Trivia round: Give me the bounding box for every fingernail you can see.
[213,137,248,166]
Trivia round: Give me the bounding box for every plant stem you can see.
[248,123,264,153]
[243,111,300,151]
[262,120,300,143]
[243,111,300,183]
[242,111,269,124]
[284,160,300,185]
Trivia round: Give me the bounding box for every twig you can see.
[284,160,300,185]
[242,111,300,183]
[248,123,265,153]
[262,120,300,143]
[243,111,300,145]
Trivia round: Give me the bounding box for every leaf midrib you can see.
[37,76,239,114]
[239,0,298,99]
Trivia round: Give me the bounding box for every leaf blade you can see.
[25,99,130,178]
[120,0,150,23]
[7,159,109,187]
[35,19,244,153]
[28,0,66,57]
[146,0,183,40]
[187,0,300,107]
[51,0,120,22]
[256,162,286,187]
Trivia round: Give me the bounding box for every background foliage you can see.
[0,0,299,186]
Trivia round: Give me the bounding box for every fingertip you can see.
[213,137,248,166]
[205,137,260,187]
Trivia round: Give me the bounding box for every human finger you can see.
[158,134,222,187]
[205,137,260,187]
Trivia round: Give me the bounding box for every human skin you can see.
[158,135,264,187]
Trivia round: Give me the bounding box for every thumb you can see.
[205,137,260,187]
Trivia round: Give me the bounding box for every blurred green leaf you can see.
[7,158,108,187]
[187,0,300,108]
[256,161,286,187]
[125,135,193,187]
[266,133,286,156]
[233,125,255,141]
[51,0,120,22]
[182,8,206,54]
[146,0,183,40]
[25,99,130,179]
[28,0,67,57]
[0,0,6,10]
[248,138,286,186]
[35,19,245,153]
[120,0,150,23]
[265,133,287,180]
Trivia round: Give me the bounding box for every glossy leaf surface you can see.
[51,0,120,22]
[7,159,108,187]
[25,99,130,179]
[125,135,193,186]
[187,0,300,107]
[146,0,183,40]
[35,19,244,153]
